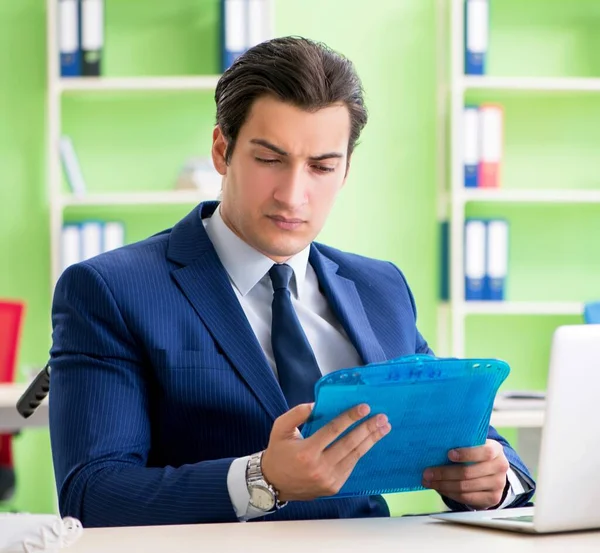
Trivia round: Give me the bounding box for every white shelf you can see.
[459,188,600,204]
[60,191,217,207]
[58,76,221,93]
[460,302,583,317]
[463,76,600,93]
[490,409,544,429]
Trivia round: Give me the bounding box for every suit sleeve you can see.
[50,262,239,527]
[388,263,536,510]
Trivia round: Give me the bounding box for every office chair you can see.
[0,300,26,501]
[583,302,600,324]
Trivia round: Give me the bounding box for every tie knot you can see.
[269,263,294,291]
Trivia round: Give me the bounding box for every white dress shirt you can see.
[203,208,528,521]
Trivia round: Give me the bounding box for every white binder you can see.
[61,224,82,272]
[465,219,486,300]
[103,222,125,253]
[486,219,508,300]
[80,221,103,261]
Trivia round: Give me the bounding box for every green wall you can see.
[1,0,598,518]
[2,0,440,515]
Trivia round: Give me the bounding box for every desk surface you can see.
[0,383,49,432]
[68,513,599,553]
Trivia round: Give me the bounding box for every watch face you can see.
[250,485,276,511]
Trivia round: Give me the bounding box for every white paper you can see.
[0,514,82,553]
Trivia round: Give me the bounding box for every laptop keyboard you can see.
[494,515,534,524]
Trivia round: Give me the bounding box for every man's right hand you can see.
[261,403,391,503]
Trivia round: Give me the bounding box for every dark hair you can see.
[215,36,368,164]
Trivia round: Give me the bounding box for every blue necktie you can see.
[269,263,322,408]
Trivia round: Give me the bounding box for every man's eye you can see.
[313,165,335,174]
[255,158,280,165]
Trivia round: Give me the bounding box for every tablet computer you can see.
[301,355,509,497]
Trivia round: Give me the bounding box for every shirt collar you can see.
[205,206,310,299]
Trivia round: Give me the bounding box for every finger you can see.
[309,404,371,452]
[424,474,506,495]
[423,459,497,482]
[336,421,392,477]
[272,403,314,438]
[449,439,503,463]
[324,414,389,465]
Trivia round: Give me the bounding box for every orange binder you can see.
[478,103,504,188]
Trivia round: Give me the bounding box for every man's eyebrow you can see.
[250,139,288,156]
[250,138,344,161]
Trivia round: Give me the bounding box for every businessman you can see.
[50,37,534,527]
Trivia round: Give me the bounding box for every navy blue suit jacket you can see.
[50,202,534,527]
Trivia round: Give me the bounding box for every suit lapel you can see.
[168,202,288,422]
[309,245,387,366]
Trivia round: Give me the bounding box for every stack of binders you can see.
[59,0,104,77]
[221,0,271,72]
[464,219,509,301]
[61,221,125,273]
[463,104,503,188]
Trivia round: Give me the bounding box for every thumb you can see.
[273,403,314,438]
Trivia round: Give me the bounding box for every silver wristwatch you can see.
[246,451,287,512]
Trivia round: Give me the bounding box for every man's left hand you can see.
[422,439,510,509]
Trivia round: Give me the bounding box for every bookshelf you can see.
[46,0,275,284]
[441,0,600,428]
[460,302,583,317]
[463,76,600,93]
[59,191,217,208]
[491,410,544,429]
[58,75,222,93]
[460,188,600,204]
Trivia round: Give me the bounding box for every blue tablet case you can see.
[301,354,509,498]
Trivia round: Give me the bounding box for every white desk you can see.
[67,513,599,553]
[0,384,49,433]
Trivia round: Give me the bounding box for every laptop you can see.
[431,324,600,534]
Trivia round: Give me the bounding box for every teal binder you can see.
[301,354,509,498]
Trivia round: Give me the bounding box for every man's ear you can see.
[211,126,228,176]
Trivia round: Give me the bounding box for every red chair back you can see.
[0,300,25,384]
[0,300,25,477]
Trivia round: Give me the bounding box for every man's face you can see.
[212,95,352,263]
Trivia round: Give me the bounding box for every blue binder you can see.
[302,355,509,497]
[465,219,486,301]
[485,219,509,301]
[221,0,248,72]
[59,0,81,77]
[463,105,480,187]
[464,0,489,75]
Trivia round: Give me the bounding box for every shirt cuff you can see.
[226,455,277,522]
[496,466,531,510]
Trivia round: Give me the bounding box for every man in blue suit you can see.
[50,37,534,527]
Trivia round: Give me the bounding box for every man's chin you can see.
[255,239,310,262]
